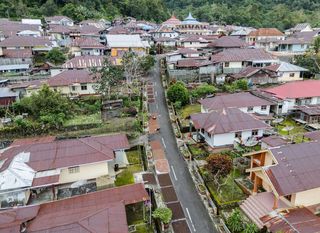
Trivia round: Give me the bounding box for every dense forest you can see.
[1,0,320,30]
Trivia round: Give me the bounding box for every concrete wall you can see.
[278,71,303,82]
[239,105,271,115]
[59,161,110,184]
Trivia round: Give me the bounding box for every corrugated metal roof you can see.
[106,34,145,48]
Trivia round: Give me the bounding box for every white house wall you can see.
[277,71,303,82]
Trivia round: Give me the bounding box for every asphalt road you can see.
[148,58,218,233]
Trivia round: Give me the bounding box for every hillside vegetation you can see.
[1,0,320,29]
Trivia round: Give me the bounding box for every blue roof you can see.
[182,12,200,24]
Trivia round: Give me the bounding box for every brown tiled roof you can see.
[304,130,320,141]
[142,173,157,185]
[167,202,185,220]
[295,104,320,115]
[199,92,272,111]
[261,135,289,148]
[0,183,148,233]
[49,24,71,34]
[163,15,181,26]
[48,69,96,87]
[72,37,105,49]
[248,28,284,37]
[261,207,320,233]
[3,48,33,58]
[32,175,60,187]
[211,48,275,62]
[176,48,199,54]
[172,220,191,233]
[0,134,129,172]
[161,186,178,203]
[0,21,40,37]
[191,108,270,134]
[0,36,53,48]
[176,59,212,68]
[207,36,248,48]
[157,174,173,187]
[62,55,104,69]
[266,141,320,196]
[107,26,130,35]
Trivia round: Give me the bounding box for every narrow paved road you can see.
[148,58,218,233]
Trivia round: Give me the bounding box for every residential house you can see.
[293,104,320,128]
[151,25,179,39]
[45,16,74,26]
[177,13,211,36]
[199,92,273,116]
[241,142,320,229]
[46,69,98,97]
[207,25,227,36]
[0,134,130,207]
[285,23,313,35]
[0,49,33,73]
[275,30,320,56]
[210,48,278,80]
[106,34,149,65]
[206,36,248,52]
[230,27,256,39]
[190,108,270,147]
[261,80,320,115]
[260,135,289,149]
[227,66,278,85]
[265,62,308,82]
[166,48,201,63]
[154,37,177,48]
[0,183,149,233]
[62,55,104,70]
[0,20,42,39]
[0,87,18,106]
[177,35,209,48]
[0,36,54,53]
[246,28,285,48]
[70,37,105,56]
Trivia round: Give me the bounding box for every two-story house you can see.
[246,28,285,48]
[241,141,320,230]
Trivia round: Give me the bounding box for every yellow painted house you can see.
[240,141,320,228]
[106,34,149,65]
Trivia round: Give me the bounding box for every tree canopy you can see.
[167,81,189,106]
[1,0,320,28]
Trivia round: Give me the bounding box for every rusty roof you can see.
[261,135,289,148]
[11,136,56,146]
[172,220,191,233]
[248,28,284,37]
[199,92,272,111]
[32,175,60,187]
[157,174,172,187]
[48,69,96,87]
[0,134,129,172]
[0,183,148,233]
[72,37,105,49]
[266,141,320,196]
[295,104,320,116]
[261,207,320,233]
[191,108,270,135]
[142,173,157,185]
[0,36,53,47]
[211,48,275,62]
[207,36,248,48]
[161,186,178,203]
[3,49,33,58]
[304,131,320,141]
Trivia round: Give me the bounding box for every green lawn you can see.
[203,169,246,206]
[64,113,102,126]
[179,104,201,119]
[115,164,143,186]
[275,118,309,143]
[188,144,209,160]
[127,149,142,164]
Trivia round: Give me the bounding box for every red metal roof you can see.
[11,136,56,146]
[264,80,320,99]
[211,48,275,62]
[32,175,60,187]
[72,37,105,49]
[0,183,148,233]
[261,207,320,233]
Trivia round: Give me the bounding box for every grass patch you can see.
[188,144,209,159]
[115,164,143,186]
[127,149,142,164]
[275,118,309,143]
[64,113,102,126]
[202,169,246,206]
[126,203,153,233]
[179,104,201,119]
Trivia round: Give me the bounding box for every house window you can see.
[284,195,292,202]
[68,166,80,174]
[252,130,259,136]
[81,85,87,90]
[261,105,267,110]
[289,73,295,77]
[247,106,254,112]
[71,86,76,91]
[224,62,230,67]
[235,132,241,138]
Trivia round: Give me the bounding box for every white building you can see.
[191,108,270,147]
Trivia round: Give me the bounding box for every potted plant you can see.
[152,207,172,229]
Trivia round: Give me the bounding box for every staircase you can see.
[240,192,288,229]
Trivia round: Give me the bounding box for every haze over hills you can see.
[1,0,320,29]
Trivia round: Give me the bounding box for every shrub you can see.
[226,209,244,233]
[167,82,189,106]
[206,154,232,177]
[152,207,172,224]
